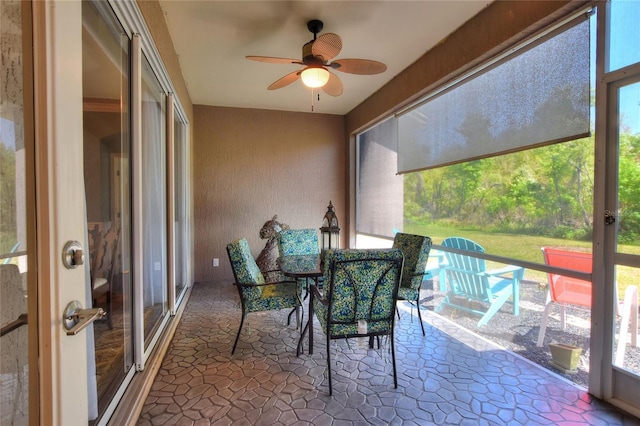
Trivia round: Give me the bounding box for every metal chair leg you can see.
[231,311,246,355]
[415,298,425,336]
[326,332,333,396]
[391,329,398,388]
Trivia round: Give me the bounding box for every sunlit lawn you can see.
[405,223,640,296]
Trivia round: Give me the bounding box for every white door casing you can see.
[33,1,90,423]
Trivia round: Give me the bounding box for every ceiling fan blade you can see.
[329,58,387,75]
[246,55,302,65]
[312,33,342,61]
[322,72,343,97]
[268,70,303,90]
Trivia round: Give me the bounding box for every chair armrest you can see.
[406,271,428,280]
[447,266,476,274]
[234,279,296,288]
[484,264,524,279]
[309,284,328,306]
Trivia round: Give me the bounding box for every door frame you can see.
[21,0,39,422]
[603,69,640,412]
[592,0,640,416]
[33,0,91,423]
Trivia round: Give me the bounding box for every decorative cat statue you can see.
[256,215,289,282]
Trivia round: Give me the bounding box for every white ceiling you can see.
[158,1,492,115]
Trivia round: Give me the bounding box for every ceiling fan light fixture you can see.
[301,67,330,88]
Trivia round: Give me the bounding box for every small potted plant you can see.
[549,342,583,373]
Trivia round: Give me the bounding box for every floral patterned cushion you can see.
[277,228,319,256]
[227,238,300,313]
[393,233,432,302]
[243,282,300,312]
[313,248,403,338]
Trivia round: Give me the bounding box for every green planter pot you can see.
[549,342,582,373]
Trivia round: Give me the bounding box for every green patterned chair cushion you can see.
[242,283,300,312]
[313,248,403,338]
[227,238,300,313]
[277,228,319,256]
[392,233,432,302]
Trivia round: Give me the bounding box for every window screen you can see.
[357,118,403,237]
[397,17,591,173]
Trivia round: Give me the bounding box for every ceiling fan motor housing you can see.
[303,19,327,65]
[302,41,324,66]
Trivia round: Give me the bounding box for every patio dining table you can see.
[277,254,323,328]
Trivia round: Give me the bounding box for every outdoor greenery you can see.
[403,131,640,293]
[618,131,640,243]
[404,132,640,245]
[0,142,17,253]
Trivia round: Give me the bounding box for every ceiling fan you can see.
[246,19,387,97]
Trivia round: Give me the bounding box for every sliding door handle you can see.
[0,313,28,337]
[63,300,105,335]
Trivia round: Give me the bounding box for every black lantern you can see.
[320,200,340,257]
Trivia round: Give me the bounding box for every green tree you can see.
[618,133,640,243]
[403,137,596,239]
[0,142,17,252]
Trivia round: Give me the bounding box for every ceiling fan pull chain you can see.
[310,89,321,112]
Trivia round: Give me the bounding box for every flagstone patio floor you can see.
[136,282,640,425]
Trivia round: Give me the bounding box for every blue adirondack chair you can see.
[2,242,20,265]
[436,237,524,327]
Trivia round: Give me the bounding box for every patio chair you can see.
[536,247,592,347]
[392,233,432,335]
[436,237,524,327]
[276,228,320,256]
[88,224,120,329]
[227,238,302,355]
[305,248,403,395]
[536,247,638,358]
[277,227,322,291]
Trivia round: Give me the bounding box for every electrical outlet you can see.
[213,258,219,267]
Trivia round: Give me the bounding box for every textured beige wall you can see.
[193,106,346,283]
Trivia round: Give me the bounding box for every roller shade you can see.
[397,18,590,174]
[357,118,403,237]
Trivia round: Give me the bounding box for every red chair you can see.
[536,247,638,363]
[536,247,592,347]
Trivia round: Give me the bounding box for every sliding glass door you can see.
[82,1,134,420]
[82,1,190,422]
[173,115,189,307]
[10,0,191,422]
[139,53,169,350]
[0,1,35,423]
